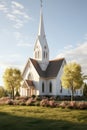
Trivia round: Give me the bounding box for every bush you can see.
[40,99,49,107]
[59,101,69,108]
[35,96,42,101]
[0,97,10,105]
[48,100,57,107]
[77,102,87,109]
[34,101,40,106]
[67,101,77,109]
[26,98,35,106]
[15,96,29,101]
[31,95,36,99]
[5,99,14,105]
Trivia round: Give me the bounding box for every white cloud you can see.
[14,22,23,29]
[7,13,17,21]
[12,1,24,9]
[64,44,73,50]
[0,3,8,13]
[57,42,87,75]
[17,42,33,47]
[0,0,32,29]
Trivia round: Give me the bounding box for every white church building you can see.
[20,4,83,97]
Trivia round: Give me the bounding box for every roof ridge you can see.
[49,57,65,62]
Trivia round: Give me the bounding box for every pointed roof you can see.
[22,57,65,79]
[23,80,35,89]
[38,6,45,38]
[30,58,65,78]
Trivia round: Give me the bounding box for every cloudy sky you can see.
[0,0,87,86]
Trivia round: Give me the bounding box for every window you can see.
[44,51,45,58]
[49,82,52,93]
[60,81,62,93]
[28,73,32,79]
[44,46,46,49]
[46,52,47,58]
[60,85,62,93]
[38,51,39,58]
[42,82,44,93]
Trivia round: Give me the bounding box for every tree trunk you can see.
[12,88,14,100]
[71,86,74,101]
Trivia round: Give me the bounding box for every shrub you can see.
[40,99,49,107]
[34,101,40,106]
[0,97,11,105]
[26,98,35,106]
[59,101,69,108]
[15,96,29,101]
[77,102,87,109]
[31,95,36,99]
[68,101,77,109]
[19,101,26,106]
[48,100,57,107]
[35,96,42,101]
[5,99,14,105]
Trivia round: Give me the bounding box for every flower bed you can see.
[0,96,87,109]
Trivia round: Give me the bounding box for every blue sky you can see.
[0,0,87,86]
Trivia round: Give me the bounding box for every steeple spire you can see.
[40,0,43,8]
[34,0,49,71]
[38,0,45,37]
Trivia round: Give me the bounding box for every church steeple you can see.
[34,0,49,71]
[38,2,45,38]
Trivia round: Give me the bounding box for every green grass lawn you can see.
[0,105,87,130]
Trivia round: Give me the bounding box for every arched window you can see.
[46,52,47,58]
[44,51,45,58]
[60,85,62,93]
[60,81,62,93]
[42,82,44,93]
[28,73,32,80]
[38,51,39,58]
[49,82,52,93]
[44,46,46,49]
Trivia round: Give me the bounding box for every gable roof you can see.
[30,58,65,78]
[23,80,35,88]
[26,80,34,87]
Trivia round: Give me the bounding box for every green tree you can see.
[3,68,22,99]
[61,62,83,101]
[0,87,7,98]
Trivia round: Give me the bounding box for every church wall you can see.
[21,59,40,96]
[55,60,69,96]
[20,87,27,96]
[46,78,56,95]
[29,60,40,96]
[38,78,47,95]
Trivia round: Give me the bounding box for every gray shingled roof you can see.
[25,80,35,88]
[30,58,65,78]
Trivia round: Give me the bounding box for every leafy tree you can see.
[0,87,7,98]
[83,83,87,97]
[3,68,22,99]
[61,62,83,101]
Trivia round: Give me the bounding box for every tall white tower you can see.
[34,1,49,71]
